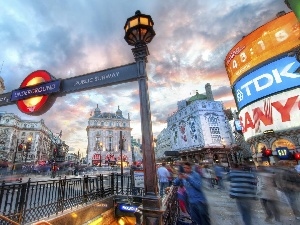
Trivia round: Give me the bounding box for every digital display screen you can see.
[239,88,300,140]
[234,120,242,131]
[233,55,300,110]
[225,12,300,85]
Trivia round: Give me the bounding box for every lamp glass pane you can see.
[130,18,139,28]
[140,17,149,25]
[140,28,147,39]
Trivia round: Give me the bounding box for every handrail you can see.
[0,215,20,225]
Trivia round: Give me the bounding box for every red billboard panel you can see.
[239,88,300,140]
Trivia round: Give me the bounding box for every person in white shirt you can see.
[157,162,171,197]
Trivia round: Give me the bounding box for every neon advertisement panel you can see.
[239,88,300,140]
[225,12,300,86]
[233,55,300,110]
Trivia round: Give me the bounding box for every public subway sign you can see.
[119,204,138,212]
[233,55,300,110]
[2,63,138,115]
[239,88,300,140]
[12,70,61,115]
[11,80,61,101]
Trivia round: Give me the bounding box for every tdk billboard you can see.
[233,55,300,110]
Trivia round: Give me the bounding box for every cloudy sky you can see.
[0,0,290,154]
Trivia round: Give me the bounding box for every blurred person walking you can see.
[157,162,171,197]
[275,164,300,221]
[214,164,224,189]
[229,163,257,225]
[257,166,281,223]
[50,162,58,178]
[173,162,211,225]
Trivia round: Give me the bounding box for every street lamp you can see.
[124,10,161,223]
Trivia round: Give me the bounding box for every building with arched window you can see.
[0,112,68,164]
[86,105,132,166]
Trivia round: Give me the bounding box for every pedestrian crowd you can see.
[156,160,300,225]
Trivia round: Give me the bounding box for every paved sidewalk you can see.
[204,182,299,225]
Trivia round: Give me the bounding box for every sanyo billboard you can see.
[239,88,300,140]
[233,55,300,110]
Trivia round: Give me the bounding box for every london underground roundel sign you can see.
[13,70,61,115]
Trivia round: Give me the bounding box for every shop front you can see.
[92,154,101,166]
[250,134,300,166]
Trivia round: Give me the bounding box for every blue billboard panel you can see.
[233,55,300,110]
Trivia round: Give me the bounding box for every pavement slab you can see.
[204,182,299,225]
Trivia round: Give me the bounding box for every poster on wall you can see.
[133,170,144,188]
[200,111,232,147]
[170,115,204,150]
[239,88,300,140]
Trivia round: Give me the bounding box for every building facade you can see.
[155,83,243,166]
[0,112,68,164]
[86,105,132,166]
[131,137,142,162]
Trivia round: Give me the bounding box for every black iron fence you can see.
[0,173,178,225]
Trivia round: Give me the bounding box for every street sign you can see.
[59,63,138,94]
[0,63,139,115]
[276,147,290,160]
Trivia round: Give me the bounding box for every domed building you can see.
[86,105,132,166]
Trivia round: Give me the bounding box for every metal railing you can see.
[0,173,178,225]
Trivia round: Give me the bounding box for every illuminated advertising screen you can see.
[225,12,300,85]
[233,55,300,110]
[239,88,300,140]
[234,120,243,135]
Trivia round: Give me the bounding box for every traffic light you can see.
[26,142,32,151]
[53,149,57,156]
[265,149,272,157]
[18,144,23,151]
[295,152,300,161]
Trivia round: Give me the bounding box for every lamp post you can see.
[124,10,161,223]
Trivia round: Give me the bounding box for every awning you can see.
[164,151,179,157]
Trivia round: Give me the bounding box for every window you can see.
[109,137,112,151]
[123,123,126,127]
